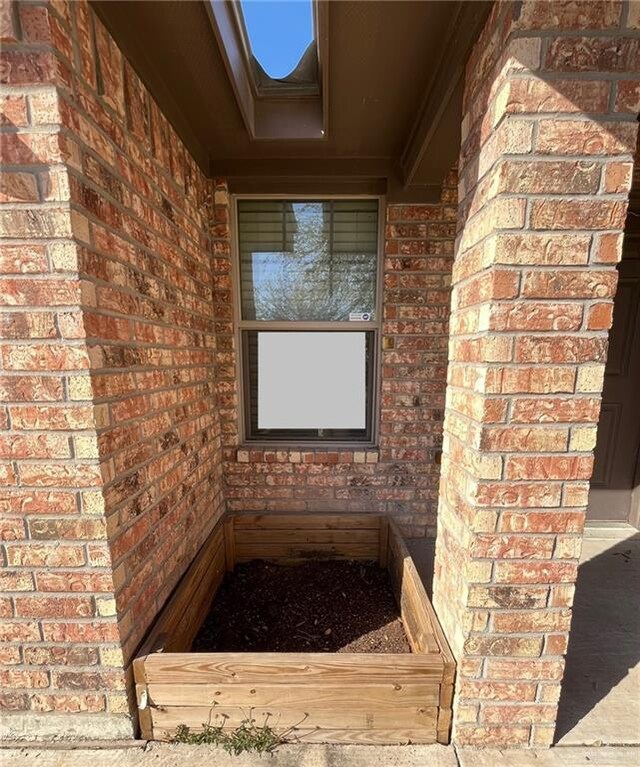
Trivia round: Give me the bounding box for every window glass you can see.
[237,198,380,444]
[238,200,378,321]
[258,332,366,430]
[244,330,375,441]
[239,0,314,80]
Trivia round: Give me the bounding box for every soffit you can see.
[92,0,490,199]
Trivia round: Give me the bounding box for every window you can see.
[239,0,315,81]
[236,199,381,443]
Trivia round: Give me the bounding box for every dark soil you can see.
[192,559,411,654]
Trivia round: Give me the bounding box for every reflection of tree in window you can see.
[239,201,377,322]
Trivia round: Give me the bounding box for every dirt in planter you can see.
[192,559,411,654]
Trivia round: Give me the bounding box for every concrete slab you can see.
[457,746,639,767]
[582,523,639,540]
[3,744,639,767]
[0,712,135,742]
[555,527,640,746]
[0,743,457,767]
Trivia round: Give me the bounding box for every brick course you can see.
[432,0,639,748]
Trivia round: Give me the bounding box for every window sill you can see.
[235,447,380,465]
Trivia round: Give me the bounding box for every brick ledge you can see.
[235,447,380,465]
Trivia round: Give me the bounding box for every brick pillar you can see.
[1,1,130,737]
[432,0,639,748]
[1,0,222,740]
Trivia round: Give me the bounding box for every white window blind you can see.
[238,200,378,321]
[236,197,380,443]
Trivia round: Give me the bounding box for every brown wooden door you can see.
[588,250,640,524]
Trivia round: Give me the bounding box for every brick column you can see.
[432,0,639,748]
[1,0,222,739]
[1,1,129,736]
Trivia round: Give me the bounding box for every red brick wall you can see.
[1,0,223,735]
[4,0,638,747]
[220,174,457,538]
[432,0,639,748]
[70,12,224,665]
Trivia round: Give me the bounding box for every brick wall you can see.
[432,0,639,748]
[220,174,457,538]
[70,10,224,666]
[4,0,638,747]
[1,0,223,736]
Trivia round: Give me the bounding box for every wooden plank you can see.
[378,516,389,567]
[223,517,235,572]
[154,726,437,745]
[151,704,439,732]
[290,727,437,744]
[138,523,225,656]
[235,542,378,561]
[436,705,452,744]
[439,682,454,709]
[136,683,153,740]
[147,682,441,708]
[133,657,147,688]
[236,556,379,565]
[388,520,456,682]
[133,657,153,740]
[404,571,440,654]
[166,545,225,652]
[234,529,379,544]
[397,590,434,655]
[165,538,225,652]
[396,574,439,654]
[437,680,454,745]
[143,652,444,685]
[423,606,456,684]
[386,523,439,655]
[232,514,381,530]
[389,531,438,653]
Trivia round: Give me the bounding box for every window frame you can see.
[232,194,385,448]
[206,1,328,140]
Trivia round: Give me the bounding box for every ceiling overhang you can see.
[220,158,443,203]
[401,1,488,188]
[91,1,491,202]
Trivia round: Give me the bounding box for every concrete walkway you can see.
[555,525,640,746]
[458,747,637,766]
[5,526,637,766]
[2,743,638,767]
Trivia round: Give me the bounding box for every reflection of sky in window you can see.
[240,0,314,79]
[251,203,322,291]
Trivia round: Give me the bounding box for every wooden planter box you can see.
[133,513,455,745]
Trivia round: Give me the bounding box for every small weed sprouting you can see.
[173,710,291,755]
[173,722,225,746]
[224,715,288,755]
